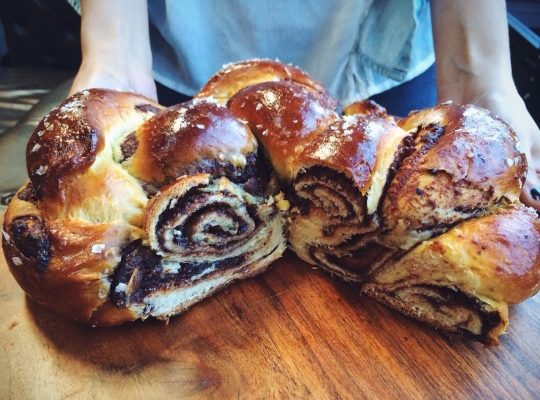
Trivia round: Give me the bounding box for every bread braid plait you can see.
[198,59,539,344]
[2,89,286,326]
[2,60,538,345]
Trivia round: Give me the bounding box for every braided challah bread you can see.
[2,89,286,326]
[197,59,539,344]
[2,59,539,344]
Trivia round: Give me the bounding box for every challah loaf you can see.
[2,89,286,326]
[2,59,539,345]
[198,59,539,344]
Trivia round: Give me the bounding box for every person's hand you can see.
[431,0,540,210]
[474,86,540,210]
[69,59,157,100]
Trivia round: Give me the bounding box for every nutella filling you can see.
[155,187,259,251]
[391,285,502,341]
[293,166,365,222]
[134,103,162,114]
[17,183,39,203]
[119,131,138,162]
[109,239,246,308]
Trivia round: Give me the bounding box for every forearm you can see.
[80,0,152,68]
[431,0,515,103]
[70,0,155,98]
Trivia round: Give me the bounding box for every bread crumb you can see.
[91,244,106,254]
[274,192,290,211]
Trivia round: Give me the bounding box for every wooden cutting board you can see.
[0,213,538,400]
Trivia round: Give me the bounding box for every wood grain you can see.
[0,214,539,400]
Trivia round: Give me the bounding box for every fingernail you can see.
[531,188,540,201]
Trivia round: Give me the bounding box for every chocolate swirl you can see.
[286,115,410,281]
[145,175,267,260]
[362,205,540,344]
[381,104,527,249]
[2,86,286,326]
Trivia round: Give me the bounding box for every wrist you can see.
[437,68,517,106]
[81,36,152,71]
[79,0,152,69]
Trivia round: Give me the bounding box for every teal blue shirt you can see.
[70,0,435,104]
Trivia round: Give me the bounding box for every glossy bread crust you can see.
[343,99,391,119]
[286,115,410,281]
[294,114,408,200]
[2,183,139,323]
[362,205,540,344]
[2,60,539,344]
[26,89,163,198]
[197,58,337,108]
[124,99,258,184]
[382,103,526,249]
[228,80,338,181]
[2,86,286,326]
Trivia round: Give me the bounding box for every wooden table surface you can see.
[0,213,539,400]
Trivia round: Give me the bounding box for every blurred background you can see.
[0,0,538,206]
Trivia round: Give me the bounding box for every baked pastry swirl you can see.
[2,89,286,326]
[363,205,540,344]
[2,59,539,344]
[198,59,540,344]
[226,81,409,281]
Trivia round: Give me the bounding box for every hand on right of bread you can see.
[69,60,157,101]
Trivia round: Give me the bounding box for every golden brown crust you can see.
[368,205,540,304]
[3,184,138,323]
[362,205,540,343]
[285,105,410,282]
[196,58,337,108]
[343,99,390,119]
[293,114,408,195]
[3,85,286,326]
[228,81,338,182]
[417,205,539,303]
[382,103,526,248]
[399,103,526,192]
[280,97,537,344]
[124,99,258,185]
[26,89,163,198]
[2,60,539,345]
